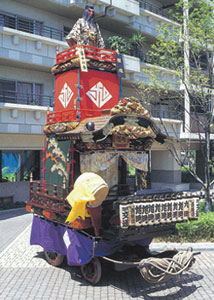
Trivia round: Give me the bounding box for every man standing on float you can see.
[66,5,105,49]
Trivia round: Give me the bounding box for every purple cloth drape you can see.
[30,216,67,255]
[30,216,151,266]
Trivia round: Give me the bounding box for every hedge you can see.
[158,201,214,242]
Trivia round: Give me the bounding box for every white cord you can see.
[139,248,195,283]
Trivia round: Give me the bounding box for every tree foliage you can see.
[138,0,214,209]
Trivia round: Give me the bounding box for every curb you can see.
[0,207,26,214]
[150,242,214,252]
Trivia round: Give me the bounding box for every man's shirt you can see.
[66,18,105,48]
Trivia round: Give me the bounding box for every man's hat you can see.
[85,5,94,9]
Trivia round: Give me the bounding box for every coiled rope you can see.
[103,248,197,283]
[138,248,195,283]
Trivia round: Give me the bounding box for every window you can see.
[0,12,43,35]
[1,150,40,182]
[0,13,16,29]
[0,79,16,103]
[17,81,33,104]
[0,12,67,41]
[0,79,44,105]
[34,21,43,35]
[0,79,15,90]
[64,26,71,37]
[35,83,43,105]
[17,16,34,33]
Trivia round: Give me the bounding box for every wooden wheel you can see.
[81,257,102,285]
[44,250,64,267]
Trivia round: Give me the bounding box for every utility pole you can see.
[183,0,190,133]
[0,151,2,182]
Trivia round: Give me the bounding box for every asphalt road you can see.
[0,209,214,299]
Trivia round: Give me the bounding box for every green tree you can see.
[106,36,130,55]
[138,0,214,211]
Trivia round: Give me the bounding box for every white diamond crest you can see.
[86,81,112,108]
[58,82,73,108]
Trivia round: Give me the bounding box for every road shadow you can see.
[34,250,82,281]
[0,208,30,221]
[66,259,203,299]
[34,251,203,299]
[98,264,202,299]
[100,263,202,299]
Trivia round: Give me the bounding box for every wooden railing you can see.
[29,181,71,213]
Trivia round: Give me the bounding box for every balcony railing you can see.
[0,90,54,107]
[133,50,176,70]
[0,13,66,41]
[151,104,183,120]
[137,0,177,21]
[139,51,164,65]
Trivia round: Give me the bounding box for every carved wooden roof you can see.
[55,114,166,144]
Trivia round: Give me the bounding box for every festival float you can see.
[26,44,200,284]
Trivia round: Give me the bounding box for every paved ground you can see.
[0,210,214,299]
[0,208,32,253]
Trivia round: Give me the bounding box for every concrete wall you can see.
[0,181,30,202]
[151,150,181,183]
[0,133,44,150]
[0,104,49,135]
[150,149,190,191]
[0,29,63,68]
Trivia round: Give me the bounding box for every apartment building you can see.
[0,0,188,203]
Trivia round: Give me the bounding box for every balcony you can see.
[137,0,177,21]
[44,0,175,37]
[0,90,54,107]
[0,28,65,69]
[130,50,176,70]
[0,101,50,135]
[0,12,66,42]
[150,103,183,121]
[66,0,140,16]
[52,0,175,21]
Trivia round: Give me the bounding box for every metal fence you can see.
[137,0,177,21]
[0,13,66,41]
[151,104,184,120]
[132,50,176,70]
[0,90,54,107]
